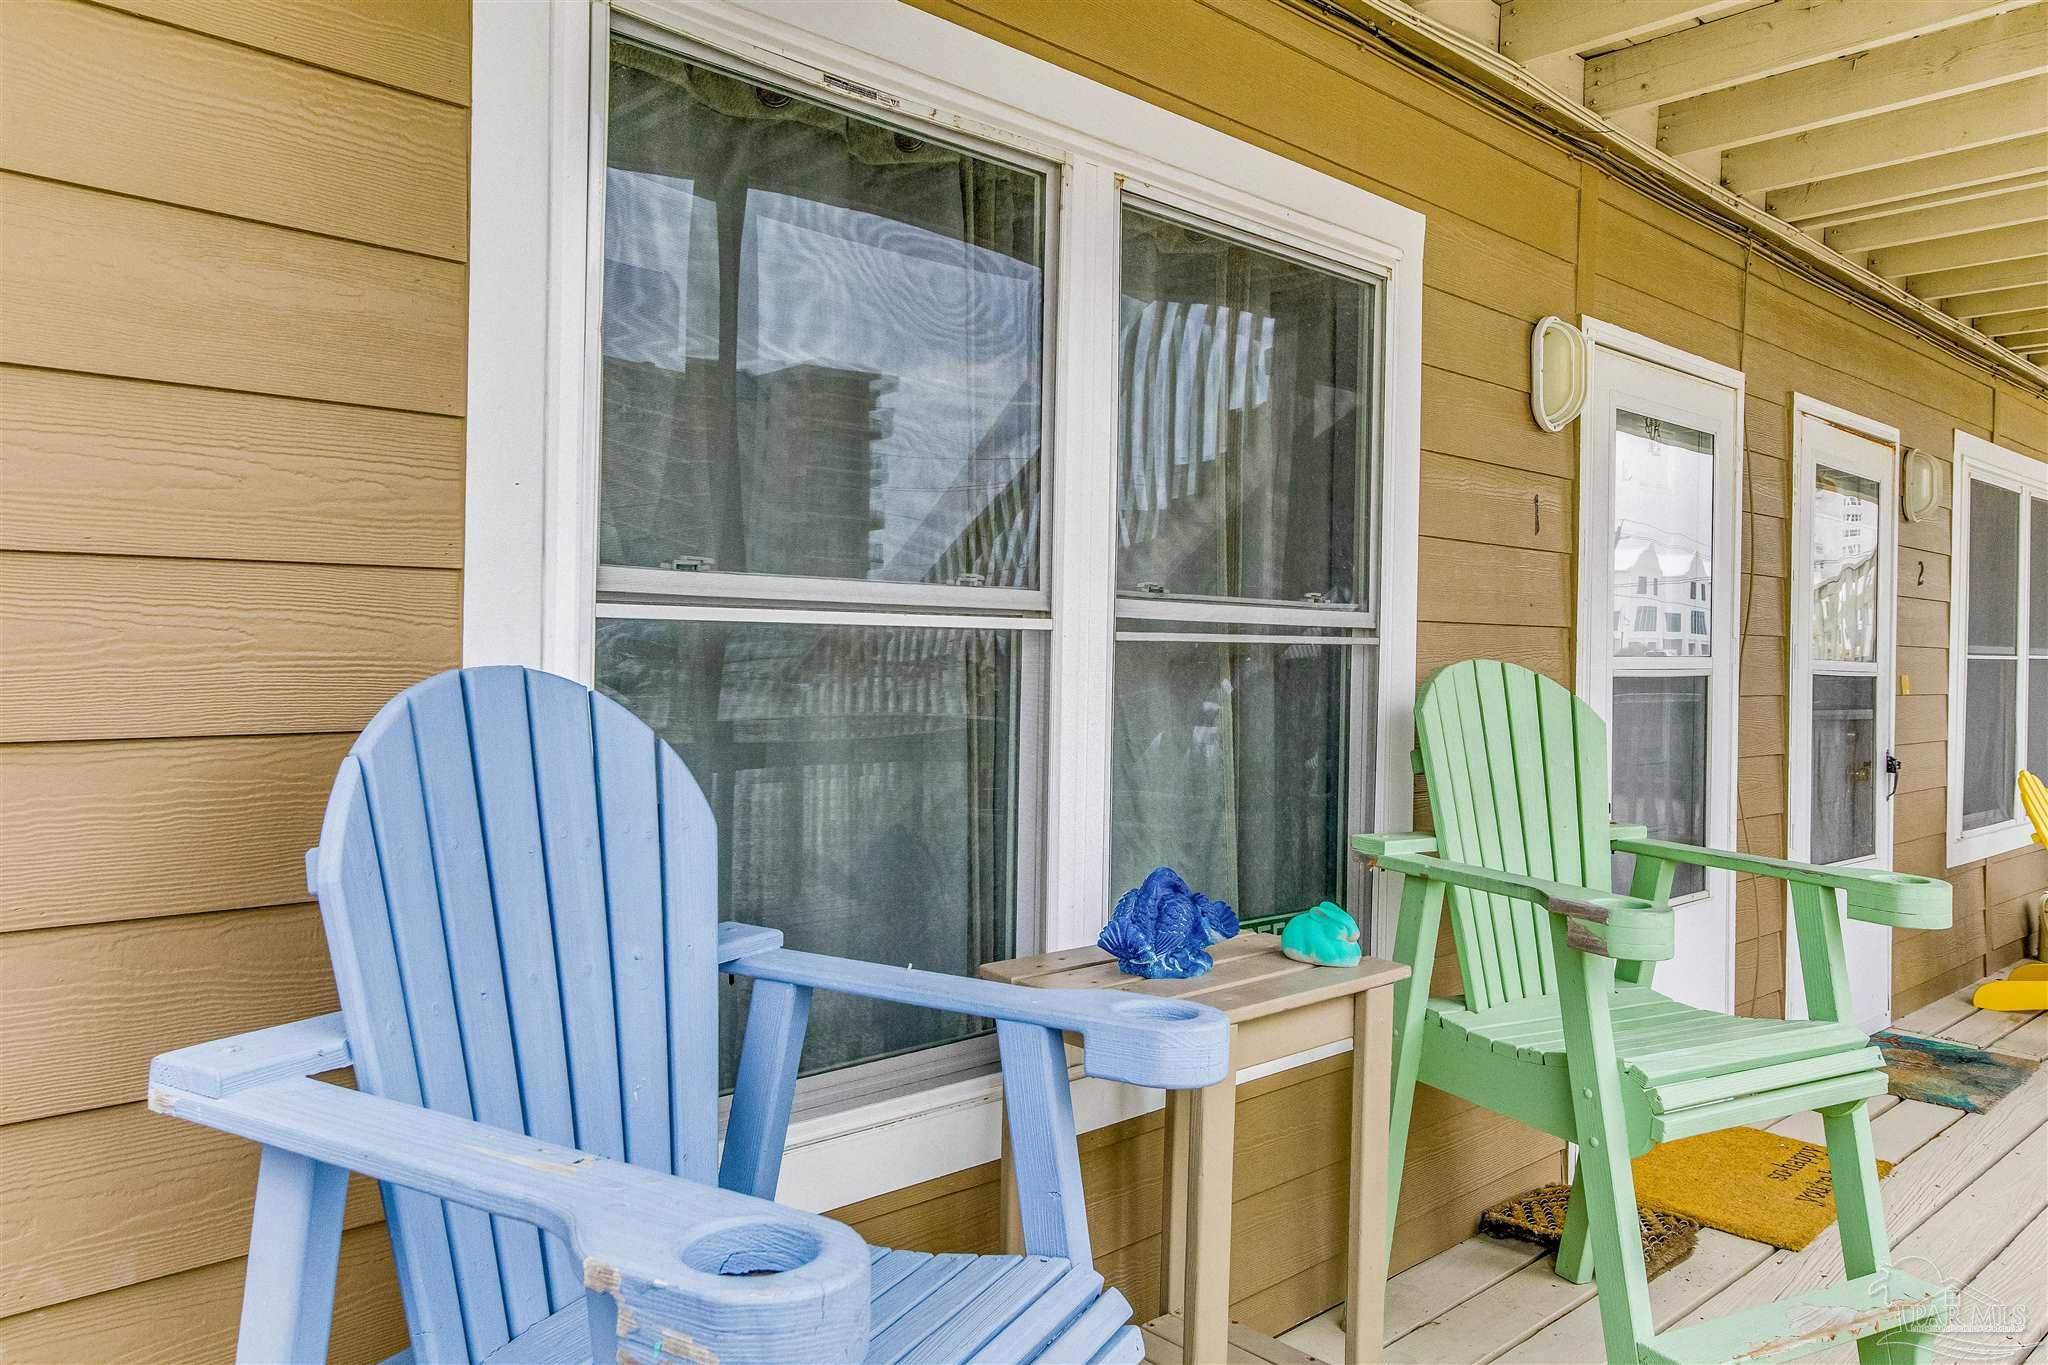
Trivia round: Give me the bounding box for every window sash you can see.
[1949,436,2046,862]
[573,6,1407,1093]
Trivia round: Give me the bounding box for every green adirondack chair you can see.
[1356,660,1955,1364]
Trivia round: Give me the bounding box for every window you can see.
[465,4,1424,1107]
[1690,609,1707,634]
[1949,432,2048,864]
[1110,207,1378,917]
[1635,605,1657,631]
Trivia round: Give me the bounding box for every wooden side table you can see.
[981,932,1408,1365]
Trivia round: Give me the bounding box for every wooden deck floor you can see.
[1277,972,2048,1364]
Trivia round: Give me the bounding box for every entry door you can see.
[1580,332,1743,1014]
[1786,402,1898,1031]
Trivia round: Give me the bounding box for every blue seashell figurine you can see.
[1280,901,1362,967]
[1097,867,1239,979]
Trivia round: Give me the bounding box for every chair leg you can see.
[236,1146,348,1365]
[1859,1327,1937,1364]
[1383,1058,1418,1256]
[1821,1099,1913,1365]
[1822,1099,1892,1275]
[1549,926,1654,1363]
[1382,876,1443,1257]
[1554,1159,1594,1284]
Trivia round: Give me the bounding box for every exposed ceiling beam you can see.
[1310,0,2048,384]
[1866,219,2048,276]
[1826,186,2048,255]
[1769,137,2048,223]
[1792,173,2046,231]
[1496,0,1754,62]
[1945,282,2048,317]
[1722,77,2047,195]
[1657,6,2048,155]
[1583,0,2024,114]
[1984,306,2048,332]
[1999,327,2048,346]
[1904,253,2048,298]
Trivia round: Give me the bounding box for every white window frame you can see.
[1946,430,2047,867]
[1575,317,1745,1014]
[463,0,1423,1208]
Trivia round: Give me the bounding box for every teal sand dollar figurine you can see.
[1280,901,1362,967]
[1097,867,1239,979]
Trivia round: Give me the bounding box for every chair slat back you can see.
[1414,660,1612,1012]
[310,667,720,1363]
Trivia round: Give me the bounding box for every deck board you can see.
[1276,969,2047,1364]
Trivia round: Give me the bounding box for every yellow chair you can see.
[1971,771,2048,1011]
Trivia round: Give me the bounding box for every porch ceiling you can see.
[1381,0,2048,370]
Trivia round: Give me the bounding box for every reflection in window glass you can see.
[599,38,1045,588]
[1811,674,1877,865]
[1611,412,1714,658]
[2034,498,2048,652]
[2032,499,2048,778]
[1812,466,1880,663]
[1963,658,2018,831]
[1968,480,2021,653]
[595,618,1019,1090]
[1110,640,1354,921]
[1115,208,1371,607]
[2030,662,2048,780]
[1611,675,1708,897]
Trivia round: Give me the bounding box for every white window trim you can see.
[464,0,1424,1204]
[1574,317,1745,1014]
[1946,430,2046,867]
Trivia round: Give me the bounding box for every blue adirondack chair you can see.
[150,667,1230,1364]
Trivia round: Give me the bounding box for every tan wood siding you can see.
[0,174,466,416]
[96,0,469,105]
[0,0,467,1351]
[5,0,2044,1355]
[0,1,467,260]
[0,368,465,567]
[0,734,354,933]
[912,0,2045,1325]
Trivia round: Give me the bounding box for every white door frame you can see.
[1786,395,1899,1032]
[1577,318,1745,1014]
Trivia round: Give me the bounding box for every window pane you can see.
[1812,466,1880,663]
[1811,674,1877,865]
[1611,674,1708,897]
[599,38,1045,588]
[2033,497,2048,652]
[1962,657,2018,831]
[1110,640,1354,921]
[1968,480,2020,654]
[595,618,1020,1089]
[2030,660,2048,778]
[1116,207,1372,607]
[1612,412,1715,659]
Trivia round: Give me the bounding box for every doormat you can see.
[1630,1126,1890,1251]
[1871,1029,2039,1114]
[1477,1183,1698,1280]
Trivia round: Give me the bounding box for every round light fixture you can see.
[1901,446,1939,522]
[1530,316,1590,433]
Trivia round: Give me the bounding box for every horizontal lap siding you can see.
[917,0,1578,1296]
[0,0,466,1357]
[6,0,2045,1359]
[915,0,2047,1326]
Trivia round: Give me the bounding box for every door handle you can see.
[1884,751,1902,800]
